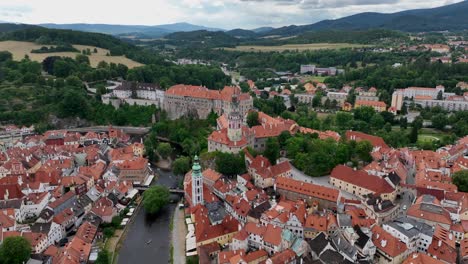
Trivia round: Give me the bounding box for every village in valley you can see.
[0,1,468,264]
[1,69,468,264]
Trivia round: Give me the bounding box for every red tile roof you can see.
[245,222,267,236]
[305,214,337,232]
[268,249,296,264]
[53,208,74,225]
[402,253,445,264]
[355,100,387,108]
[331,165,395,194]
[275,177,339,203]
[461,238,468,262]
[345,131,389,148]
[407,195,451,226]
[166,85,251,102]
[202,168,221,183]
[427,236,457,264]
[263,224,282,246]
[371,225,407,257]
[208,127,251,148]
[48,191,75,209]
[0,184,24,200]
[75,221,97,244]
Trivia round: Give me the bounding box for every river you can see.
[117,169,183,264]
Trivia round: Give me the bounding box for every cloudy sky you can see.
[0,0,463,29]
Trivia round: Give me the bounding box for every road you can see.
[397,191,415,217]
[66,126,151,135]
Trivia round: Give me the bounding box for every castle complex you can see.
[163,85,253,120]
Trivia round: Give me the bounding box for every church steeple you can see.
[227,93,242,142]
[191,155,204,206]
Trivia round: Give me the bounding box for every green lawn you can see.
[418,134,440,142]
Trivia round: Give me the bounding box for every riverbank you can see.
[117,169,181,264]
[106,196,143,264]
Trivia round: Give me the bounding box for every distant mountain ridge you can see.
[2,1,467,40]
[39,22,224,37]
[263,0,468,36]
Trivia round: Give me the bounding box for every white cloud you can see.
[0,0,463,29]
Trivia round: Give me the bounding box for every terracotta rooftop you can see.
[407,195,452,226]
[275,177,339,203]
[346,131,389,148]
[402,253,445,264]
[331,165,395,194]
[75,221,97,244]
[371,225,408,257]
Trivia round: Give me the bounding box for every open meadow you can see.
[0,41,143,68]
[223,43,371,52]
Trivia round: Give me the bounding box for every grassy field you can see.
[418,134,441,142]
[0,41,143,68]
[223,43,371,52]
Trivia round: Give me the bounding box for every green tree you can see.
[239,82,250,93]
[431,113,447,130]
[437,90,443,100]
[143,186,170,215]
[400,117,408,130]
[59,90,89,118]
[370,114,385,129]
[75,54,90,65]
[400,102,408,115]
[173,156,191,175]
[408,125,419,143]
[312,94,322,108]
[156,143,172,159]
[215,152,245,175]
[354,106,375,121]
[335,112,354,130]
[95,249,110,264]
[264,138,280,165]
[0,236,31,264]
[355,141,373,163]
[453,170,468,192]
[384,122,392,132]
[324,98,331,109]
[247,111,260,127]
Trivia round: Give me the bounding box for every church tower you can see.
[227,93,243,142]
[191,155,204,206]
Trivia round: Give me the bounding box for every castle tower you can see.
[191,155,204,206]
[227,93,243,142]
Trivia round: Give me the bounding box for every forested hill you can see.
[0,26,166,65]
[263,0,468,36]
[0,23,39,33]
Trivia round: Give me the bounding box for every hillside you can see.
[263,0,468,36]
[40,22,223,37]
[226,29,258,39]
[162,30,240,48]
[0,26,165,65]
[0,23,39,33]
[0,40,142,68]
